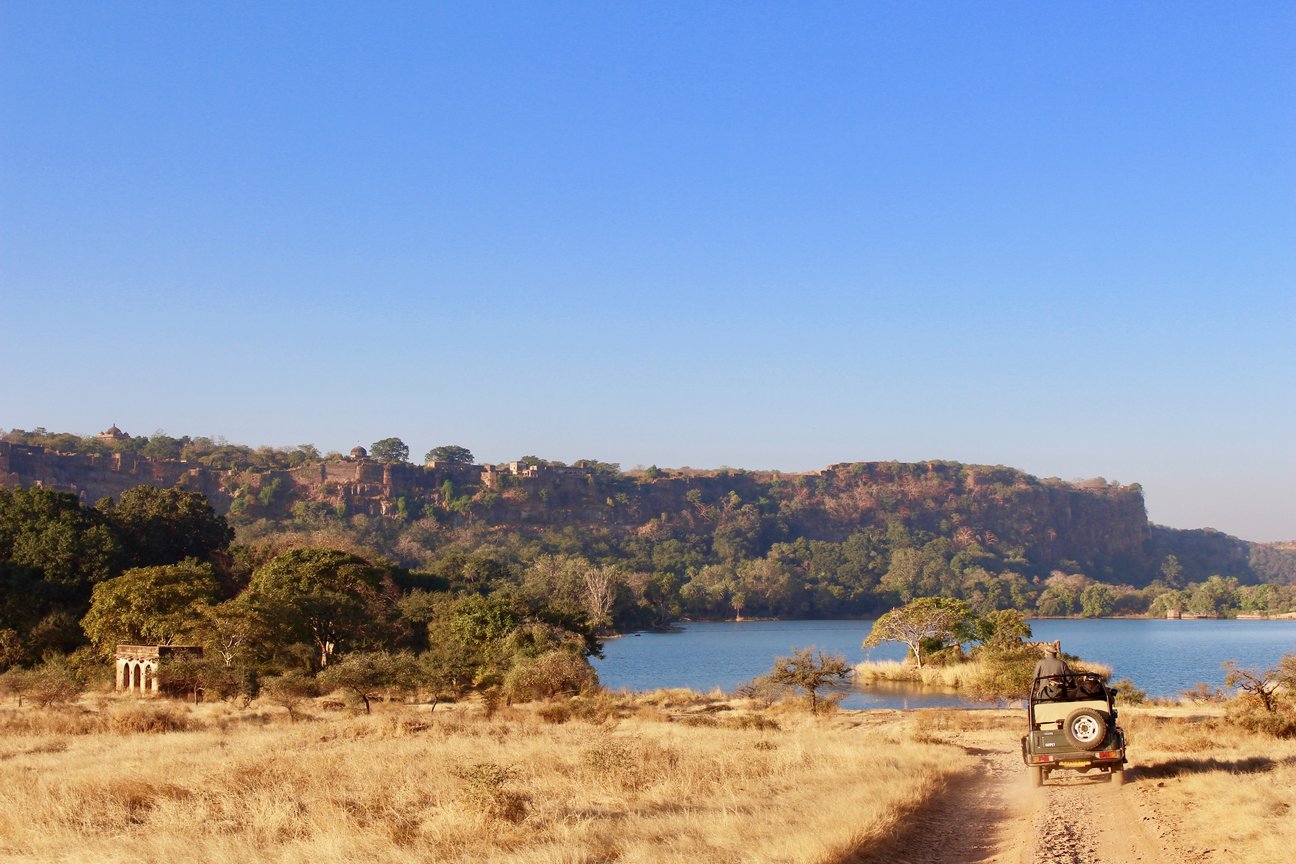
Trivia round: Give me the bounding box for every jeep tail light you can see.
[1031,755,1052,764]
[1097,751,1120,759]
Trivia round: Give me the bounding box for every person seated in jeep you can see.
[1032,646,1070,682]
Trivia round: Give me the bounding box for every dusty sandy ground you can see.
[834,716,1197,864]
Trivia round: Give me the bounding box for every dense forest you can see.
[2,426,1295,687]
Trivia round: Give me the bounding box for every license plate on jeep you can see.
[1057,761,1092,768]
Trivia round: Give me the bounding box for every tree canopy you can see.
[0,487,122,590]
[369,437,410,463]
[243,548,397,670]
[101,485,233,569]
[425,444,474,465]
[863,596,975,668]
[81,560,220,656]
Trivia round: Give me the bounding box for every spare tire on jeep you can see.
[1063,707,1108,751]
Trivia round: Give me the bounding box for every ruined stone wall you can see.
[0,442,228,507]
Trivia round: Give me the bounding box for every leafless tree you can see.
[1224,660,1280,712]
[580,565,620,633]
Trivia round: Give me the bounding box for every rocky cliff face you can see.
[785,462,1152,573]
[2,441,1166,578]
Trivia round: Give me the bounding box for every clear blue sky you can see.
[2,3,1293,542]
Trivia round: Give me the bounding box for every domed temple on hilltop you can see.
[98,424,129,442]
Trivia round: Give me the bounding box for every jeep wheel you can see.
[1063,707,1108,751]
[1030,766,1043,787]
[1111,766,1125,786]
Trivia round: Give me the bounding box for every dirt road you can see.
[839,723,1180,864]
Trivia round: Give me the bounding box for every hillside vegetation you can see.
[3,429,1296,673]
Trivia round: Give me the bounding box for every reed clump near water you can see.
[0,691,968,864]
[854,649,1113,700]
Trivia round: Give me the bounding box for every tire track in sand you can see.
[831,726,1169,864]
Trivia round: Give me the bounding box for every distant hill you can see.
[3,437,1290,587]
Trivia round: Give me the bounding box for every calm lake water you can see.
[592,618,1296,710]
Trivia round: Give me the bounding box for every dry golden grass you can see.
[0,693,968,864]
[1125,704,1296,864]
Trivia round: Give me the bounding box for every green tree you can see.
[419,639,478,707]
[682,563,743,619]
[424,590,598,691]
[161,654,259,705]
[1160,554,1184,589]
[21,656,83,707]
[140,434,184,460]
[260,670,319,720]
[880,544,955,603]
[0,487,123,590]
[1149,588,1188,618]
[287,444,322,467]
[1080,583,1116,618]
[766,646,852,712]
[629,570,682,629]
[425,444,474,465]
[101,486,233,569]
[971,609,1032,648]
[81,560,220,657]
[244,549,397,670]
[736,556,804,617]
[319,650,421,713]
[194,598,265,667]
[0,561,62,667]
[1036,573,1086,617]
[1188,575,1240,617]
[863,597,975,669]
[370,437,410,463]
[502,649,598,702]
[711,504,767,562]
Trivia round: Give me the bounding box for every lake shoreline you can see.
[595,618,1296,702]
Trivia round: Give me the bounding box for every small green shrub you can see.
[26,658,84,707]
[260,671,318,720]
[921,643,967,668]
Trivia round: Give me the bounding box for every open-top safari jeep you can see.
[1021,672,1127,787]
